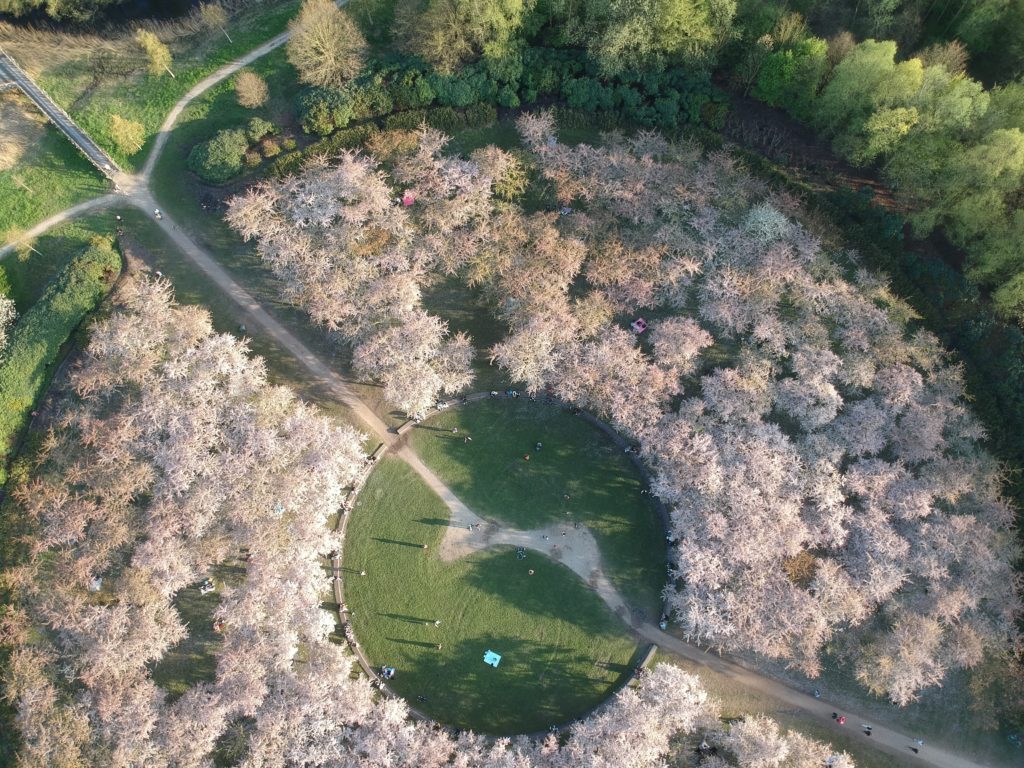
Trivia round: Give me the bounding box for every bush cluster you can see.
[297,48,725,137]
[188,118,281,183]
[0,238,121,486]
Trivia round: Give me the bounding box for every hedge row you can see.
[298,48,726,137]
[0,237,121,486]
[270,103,499,178]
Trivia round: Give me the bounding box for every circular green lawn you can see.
[344,400,666,734]
[410,398,666,618]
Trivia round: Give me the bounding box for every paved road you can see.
[0,17,1004,768]
[0,49,121,179]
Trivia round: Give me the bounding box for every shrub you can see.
[463,102,497,127]
[273,123,382,177]
[366,129,420,161]
[282,137,298,151]
[235,70,269,108]
[246,117,276,143]
[260,138,281,158]
[385,109,429,130]
[425,106,465,132]
[188,128,249,183]
[0,237,121,485]
[270,151,305,178]
[299,87,355,135]
[389,68,437,110]
[243,149,262,167]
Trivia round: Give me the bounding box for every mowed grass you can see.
[409,398,666,618]
[149,561,245,700]
[344,457,641,734]
[0,121,108,239]
[35,1,302,170]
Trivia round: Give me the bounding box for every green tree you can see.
[854,106,919,164]
[394,0,535,74]
[287,0,368,88]
[909,65,989,137]
[589,0,737,75]
[815,39,922,157]
[752,36,828,119]
[953,0,1024,82]
[135,29,174,78]
[187,128,250,183]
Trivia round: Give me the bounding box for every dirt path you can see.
[436,501,630,620]
[640,622,981,768]
[0,194,120,258]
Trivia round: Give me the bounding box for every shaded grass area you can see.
[1,211,119,312]
[344,457,640,735]
[0,121,107,239]
[37,1,302,170]
[150,561,246,699]
[409,398,665,619]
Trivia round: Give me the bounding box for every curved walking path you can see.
[0,16,1001,768]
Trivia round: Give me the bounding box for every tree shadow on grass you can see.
[388,637,444,649]
[372,537,428,548]
[416,517,459,527]
[386,634,633,735]
[461,548,629,640]
[380,612,437,624]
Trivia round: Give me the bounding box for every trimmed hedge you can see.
[0,237,121,486]
[298,48,725,138]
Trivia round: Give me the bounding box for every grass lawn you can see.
[0,120,108,240]
[409,398,666,619]
[344,456,642,734]
[34,1,302,170]
[1,210,121,312]
[150,561,245,699]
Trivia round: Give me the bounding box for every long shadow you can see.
[460,549,628,638]
[387,637,443,649]
[416,517,459,527]
[372,537,427,548]
[380,612,437,624]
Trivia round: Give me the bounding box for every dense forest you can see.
[4,0,1022,321]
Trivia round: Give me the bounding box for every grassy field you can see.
[344,456,642,734]
[27,1,302,170]
[409,398,666,619]
[1,211,119,311]
[150,560,246,699]
[0,115,108,241]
